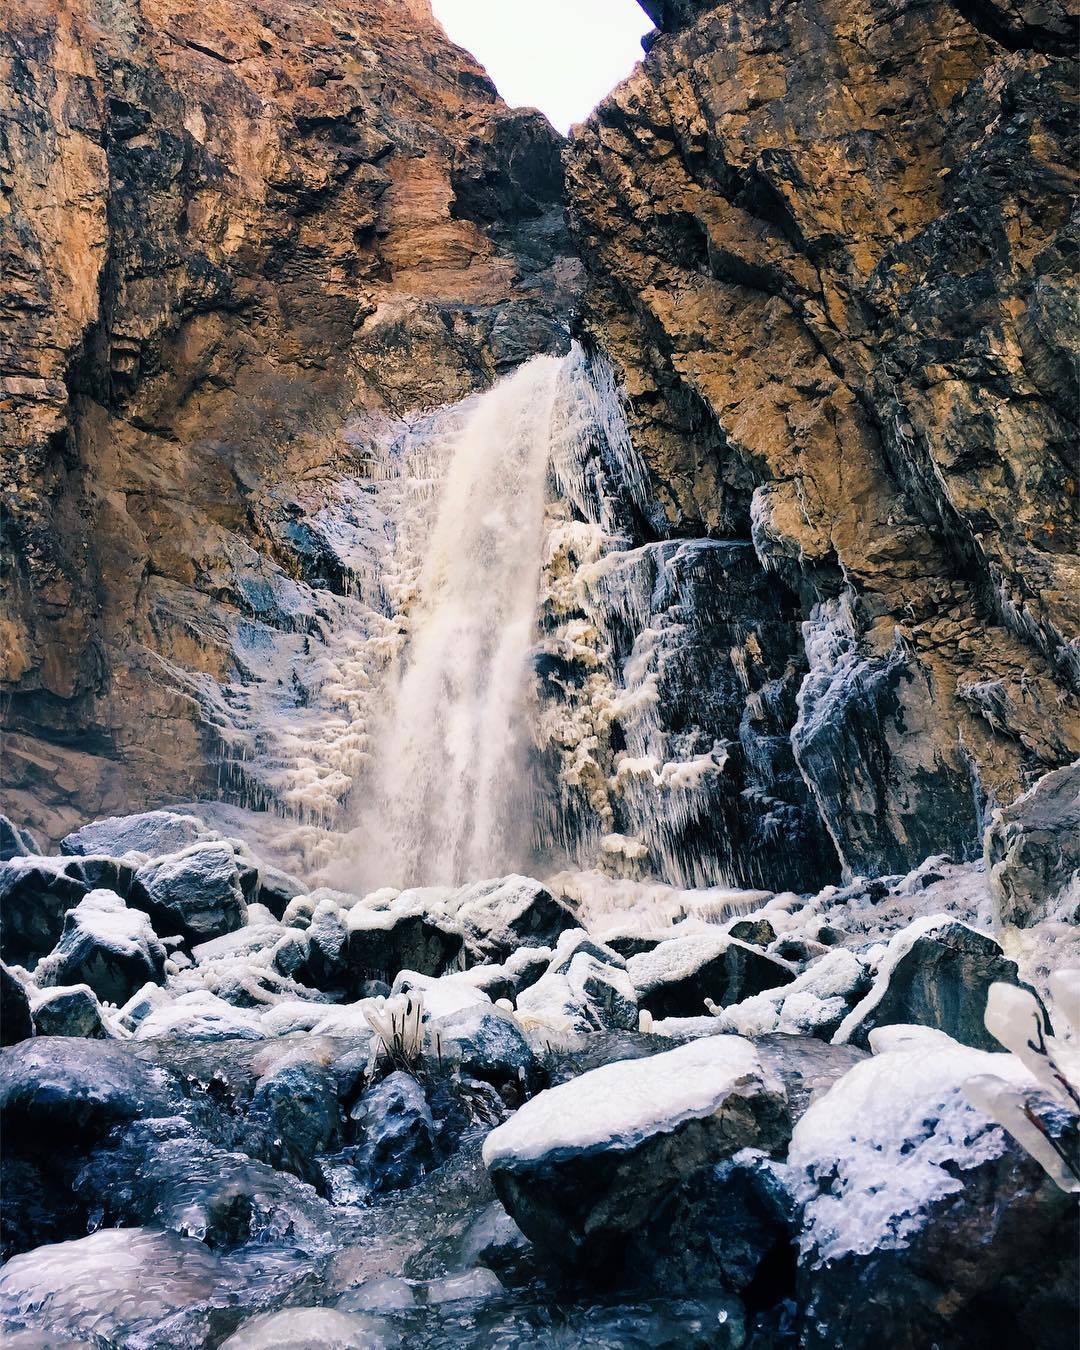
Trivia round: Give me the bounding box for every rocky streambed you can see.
[2,786,1078,1349]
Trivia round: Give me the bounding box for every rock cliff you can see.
[565,0,1079,876]
[1,0,579,843]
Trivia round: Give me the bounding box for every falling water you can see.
[358,355,565,888]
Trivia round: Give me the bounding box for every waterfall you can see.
[357,355,565,888]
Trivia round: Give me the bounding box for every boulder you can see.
[1,963,34,1045]
[428,1005,538,1089]
[292,898,350,995]
[628,933,795,1019]
[41,889,167,1006]
[789,1035,1079,1349]
[61,809,220,860]
[451,876,578,961]
[250,1060,342,1167]
[565,953,639,1031]
[131,842,248,943]
[347,906,463,983]
[0,815,39,862]
[483,1035,791,1272]
[717,949,871,1041]
[346,1071,437,1197]
[30,985,109,1039]
[834,917,1027,1051]
[986,762,1080,928]
[255,864,306,920]
[0,856,88,965]
[221,1307,397,1349]
[0,1038,179,1153]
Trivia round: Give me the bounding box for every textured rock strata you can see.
[566,0,1079,877]
[0,0,579,842]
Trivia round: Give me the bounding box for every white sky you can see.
[431,0,654,134]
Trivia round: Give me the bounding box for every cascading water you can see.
[357,355,564,888]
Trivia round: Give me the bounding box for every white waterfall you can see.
[357,355,565,888]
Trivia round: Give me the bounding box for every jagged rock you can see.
[627,933,795,1019]
[30,985,109,1039]
[61,811,221,860]
[565,0,1080,879]
[452,877,579,962]
[130,843,248,944]
[728,918,777,949]
[789,1035,1079,1348]
[483,1036,790,1272]
[346,1071,437,1197]
[0,1038,179,1152]
[1,963,34,1045]
[834,917,1026,1051]
[0,816,38,862]
[565,953,639,1032]
[40,889,167,1006]
[427,1005,538,1090]
[546,929,626,977]
[986,761,1080,928]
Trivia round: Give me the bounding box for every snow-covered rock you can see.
[130,842,249,943]
[427,1003,538,1088]
[0,855,89,965]
[450,875,578,961]
[483,1035,790,1270]
[715,948,870,1040]
[61,809,222,861]
[0,814,39,862]
[986,761,1080,928]
[390,969,491,1019]
[39,888,167,1005]
[346,900,464,982]
[627,931,794,1018]
[788,1034,1079,1348]
[133,990,264,1041]
[833,916,1026,1050]
[30,984,110,1039]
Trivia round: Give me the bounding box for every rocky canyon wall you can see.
[0,0,579,843]
[566,0,1079,878]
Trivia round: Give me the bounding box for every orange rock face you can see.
[566,0,1078,873]
[0,0,580,841]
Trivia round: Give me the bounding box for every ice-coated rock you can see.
[546,927,626,976]
[428,1004,538,1088]
[716,948,871,1040]
[1,962,33,1045]
[40,888,167,1005]
[450,875,578,961]
[565,952,639,1031]
[789,1036,1079,1348]
[627,931,795,1018]
[250,1059,342,1166]
[834,916,1027,1051]
[221,1306,399,1349]
[0,1038,178,1152]
[346,1071,437,1197]
[131,842,248,943]
[0,815,39,862]
[986,761,1080,928]
[0,1227,228,1345]
[61,809,221,860]
[483,1035,790,1271]
[30,984,109,1039]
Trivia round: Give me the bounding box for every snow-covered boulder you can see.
[565,952,639,1031]
[133,991,264,1041]
[547,927,625,976]
[61,809,221,860]
[30,984,110,1039]
[39,889,167,1005]
[833,916,1027,1051]
[347,901,464,983]
[0,814,39,862]
[627,932,794,1018]
[716,949,871,1040]
[483,1035,790,1271]
[130,843,248,944]
[450,875,578,962]
[789,1033,1079,1348]
[390,970,490,1019]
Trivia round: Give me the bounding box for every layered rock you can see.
[566,0,1079,878]
[0,0,580,844]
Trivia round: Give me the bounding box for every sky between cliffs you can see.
[431,0,653,135]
